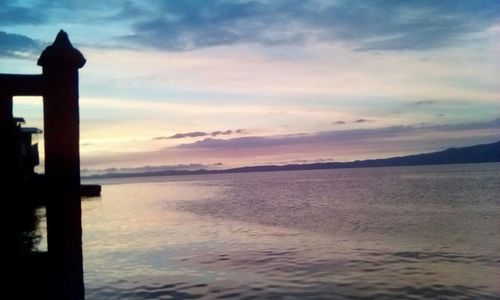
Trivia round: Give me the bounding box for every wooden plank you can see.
[0,74,44,96]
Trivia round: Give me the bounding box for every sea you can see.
[41,163,500,299]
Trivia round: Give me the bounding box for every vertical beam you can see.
[0,93,15,180]
[0,92,13,123]
[38,30,86,300]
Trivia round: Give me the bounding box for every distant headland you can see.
[85,140,500,179]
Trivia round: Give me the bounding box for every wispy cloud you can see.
[272,158,336,165]
[3,1,499,55]
[211,130,233,137]
[0,2,46,25]
[158,131,207,139]
[119,0,500,52]
[0,31,41,58]
[81,162,223,176]
[354,119,374,123]
[391,99,472,115]
[412,100,437,106]
[427,118,500,132]
[154,128,246,140]
[335,119,375,125]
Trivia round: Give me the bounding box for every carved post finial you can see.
[37,30,86,69]
[54,30,72,47]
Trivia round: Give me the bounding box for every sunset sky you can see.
[1,0,499,173]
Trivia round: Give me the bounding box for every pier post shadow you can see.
[0,30,85,299]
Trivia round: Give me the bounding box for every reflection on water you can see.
[81,164,500,299]
[2,188,49,299]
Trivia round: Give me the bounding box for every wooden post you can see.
[0,93,14,179]
[0,93,13,123]
[37,30,86,300]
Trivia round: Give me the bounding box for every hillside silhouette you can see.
[86,140,500,179]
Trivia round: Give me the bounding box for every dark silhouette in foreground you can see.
[86,140,500,179]
[1,30,88,299]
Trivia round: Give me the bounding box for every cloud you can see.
[154,128,246,140]
[178,127,408,149]
[81,162,223,176]
[274,158,336,165]
[80,118,500,169]
[413,100,437,106]
[106,0,152,22]
[177,118,500,150]
[3,1,498,53]
[392,99,470,115]
[0,2,46,25]
[336,119,374,124]
[0,1,126,26]
[211,130,232,137]
[427,118,500,132]
[354,119,374,123]
[119,0,500,52]
[0,31,41,58]
[167,131,207,139]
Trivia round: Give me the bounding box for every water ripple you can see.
[86,247,500,299]
[83,166,500,299]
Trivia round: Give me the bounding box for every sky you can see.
[1,0,499,173]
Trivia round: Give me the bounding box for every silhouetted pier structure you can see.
[0,31,87,299]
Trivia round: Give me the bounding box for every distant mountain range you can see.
[84,141,500,179]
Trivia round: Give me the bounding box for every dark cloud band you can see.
[0,31,41,58]
[177,118,500,150]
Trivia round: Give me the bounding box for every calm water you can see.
[76,164,499,299]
